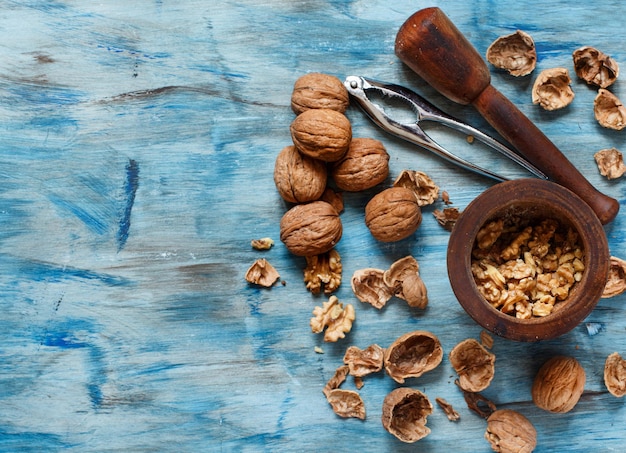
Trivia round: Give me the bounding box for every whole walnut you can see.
[290,108,352,162]
[531,355,585,413]
[485,409,537,453]
[330,138,390,191]
[280,201,342,257]
[274,145,327,203]
[291,73,350,114]
[365,187,422,242]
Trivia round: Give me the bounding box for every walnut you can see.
[393,170,439,207]
[485,409,537,453]
[310,295,355,342]
[304,249,342,294]
[594,88,626,130]
[280,201,342,257]
[384,330,443,383]
[449,338,496,392]
[291,72,350,115]
[435,397,460,421]
[603,256,626,298]
[326,389,366,420]
[433,207,460,231]
[273,145,327,203]
[531,67,574,110]
[319,187,344,213]
[595,148,626,180]
[486,30,537,76]
[572,46,619,88]
[244,258,280,287]
[250,237,274,250]
[604,352,626,397]
[381,388,433,443]
[383,255,428,308]
[343,344,385,377]
[350,268,393,309]
[330,138,390,191]
[531,356,585,413]
[290,108,352,162]
[365,187,422,242]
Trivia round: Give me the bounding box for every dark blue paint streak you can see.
[117,159,139,251]
[14,257,132,286]
[48,194,110,235]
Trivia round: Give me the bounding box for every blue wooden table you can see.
[2,1,626,451]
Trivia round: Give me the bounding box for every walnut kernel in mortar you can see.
[365,187,422,242]
[273,145,327,203]
[572,46,619,88]
[304,249,342,295]
[330,138,390,191]
[381,388,433,443]
[603,256,626,298]
[485,409,537,453]
[384,330,443,383]
[280,201,342,257]
[343,344,385,377]
[604,352,626,397]
[449,338,496,393]
[393,170,439,207]
[532,355,585,413]
[291,72,349,115]
[290,108,352,162]
[594,148,626,180]
[310,295,355,342]
[245,258,280,287]
[594,88,626,130]
[351,268,393,309]
[532,67,575,110]
[486,30,537,77]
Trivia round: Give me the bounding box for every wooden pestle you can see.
[395,7,619,225]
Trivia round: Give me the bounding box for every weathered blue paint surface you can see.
[1,1,626,451]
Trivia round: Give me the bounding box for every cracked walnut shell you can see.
[384,330,443,383]
[365,187,422,242]
[343,344,385,377]
[573,46,619,88]
[595,148,626,180]
[532,68,574,111]
[384,255,428,308]
[485,409,537,453]
[351,268,393,309]
[604,352,626,397]
[393,170,439,207]
[486,30,537,77]
[531,356,585,413]
[381,388,433,443]
[310,295,355,342]
[291,72,349,115]
[330,138,390,191]
[280,201,342,257]
[290,108,352,162]
[449,338,496,393]
[603,256,626,298]
[594,89,626,130]
[245,259,280,287]
[274,145,327,203]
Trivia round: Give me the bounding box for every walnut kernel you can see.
[486,30,537,76]
[291,72,349,115]
[251,237,274,250]
[603,256,626,298]
[595,148,626,180]
[350,268,393,309]
[365,187,422,242]
[290,108,352,162]
[304,249,342,295]
[532,67,574,110]
[280,201,342,257]
[531,356,585,413]
[449,338,496,393]
[485,409,537,453]
[273,145,327,203]
[330,138,390,191]
[245,258,280,287]
[594,88,626,130]
[310,295,355,342]
[604,352,626,397]
[393,170,439,207]
[381,388,433,443]
[343,344,385,377]
[572,46,619,88]
[384,330,443,383]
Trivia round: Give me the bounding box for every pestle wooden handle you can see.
[395,7,619,225]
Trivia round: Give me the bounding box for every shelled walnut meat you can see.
[594,88,626,130]
[330,137,390,191]
[486,30,537,77]
[532,356,585,413]
[449,338,496,393]
[290,108,352,162]
[291,72,350,115]
[572,46,619,88]
[273,144,327,203]
[485,409,537,453]
[303,248,342,295]
[384,330,443,383]
[280,201,342,257]
[382,388,433,443]
[365,187,422,242]
[532,67,574,110]
[310,295,355,342]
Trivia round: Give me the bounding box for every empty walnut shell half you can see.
[486,30,537,77]
[291,72,350,114]
[384,330,443,383]
[531,355,585,413]
[532,68,575,111]
[603,256,626,298]
[351,268,393,309]
[449,338,496,392]
[604,352,626,397]
[485,409,537,453]
[330,138,390,191]
[381,388,433,443]
[572,46,619,88]
[290,108,352,162]
[594,148,626,180]
[594,89,626,130]
[280,201,342,257]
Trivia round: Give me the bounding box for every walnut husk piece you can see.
[330,138,390,191]
[304,249,342,294]
[381,388,433,443]
[531,356,585,413]
[274,145,327,203]
[603,256,626,298]
[532,67,575,110]
[245,258,280,287]
[573,46,619,88]
[365,187,422,242]
[485,409,537,453]
[595,148,626,180]
[384,330,443,383]
[604,352,626,397]
[486,30,537,76]
[290,108,352,162]
[351,268,393,309]
[449,338,496,393]
[594,88,626,130]
[280,201,342,257]
[291,72,350,115]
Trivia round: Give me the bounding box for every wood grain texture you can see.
[1,1,626,451]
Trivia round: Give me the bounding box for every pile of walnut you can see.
[487,32,626,179]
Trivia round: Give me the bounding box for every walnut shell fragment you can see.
[384,330,443,383]
[532,67,575,111]
[343,344,385,377]
[280,201,342,257]
[573,46,619,88]
[604,352,626,397]
[291,72,350,115]
[245,258,280,287]
[326,389,366,420]
[393,170,439,207]
[381,388,433,443]
[531,356,585,413]
[365,187,422,242]
[603,256,626,298]
[304,248,342,295]
[594,88,626,130]
[274,145,327,203]
[330,138,390,191]
[485,409,537,453]
[433,207,460,231]
[449,338,496,393]
[290,108,352,162]
[435,397,460,421]
[486,30,537,77]
[595,148,626,180]
[384,256,428,308]
[351,268,393,309]
[310,295,355,342]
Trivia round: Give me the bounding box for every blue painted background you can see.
[2,1,626,451]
